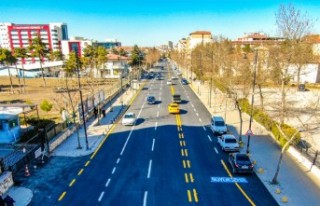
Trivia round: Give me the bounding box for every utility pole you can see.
[246,49,258,154]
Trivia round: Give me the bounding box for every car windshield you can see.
[237,155,250,161]
[125,114,134,118]
[225,138,237,143]
[215,121,225,126]
[148,96,155,100]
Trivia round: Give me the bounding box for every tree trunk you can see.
[7,67,14,94]
[15,64,22,93]
[258,84,264,110]
[22,65,26,93]
[235,100,243,143]
[65,76,82,149]
[280,78,286,124]
[39,55,46,87]
[271,150,283,184]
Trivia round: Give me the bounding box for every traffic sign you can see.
[246,129,254,136]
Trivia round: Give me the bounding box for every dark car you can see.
[181,78,188,85]
[147,95,156,104]
[228,153,254,174]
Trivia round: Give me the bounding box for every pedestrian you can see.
[0,194,5,206]
[4,195,15,206]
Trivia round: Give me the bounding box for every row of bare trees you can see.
[170,4,318,183]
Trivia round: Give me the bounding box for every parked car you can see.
[121,112,136,126]
[210,116,227,134]
[168,102,180,114]
[217,134,240,152]
[171,76,178,80]
[228,153,254,174]
[147,95,156,104]
[166,80,172,85]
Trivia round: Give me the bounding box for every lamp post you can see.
[246,49,258,154]
[76,55,89,150]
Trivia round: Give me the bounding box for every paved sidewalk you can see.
[4,87,138,206]
[189,81,320,206]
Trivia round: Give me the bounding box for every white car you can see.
[217,134,240,152]
[122,112,136,126]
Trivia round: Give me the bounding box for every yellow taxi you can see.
[168,102,180,114]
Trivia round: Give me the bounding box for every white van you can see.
[210,116,227,134]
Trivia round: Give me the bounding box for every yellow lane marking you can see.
[187,190,192,202]
[193,189,199,202]
[182,160,186,168]
[189,173,194,183]
[181,149,185,156]
[181,133,184,139]
[85,161,90,167]
[58,192,66,201]
[187,160,191,168]
[69,179,76,187]
[180,140,183,146]
[184,149,188,157]
[178,133,182,139]
[78,168,84,176]
[221,160,256,206]
[185,173,189,183]
[171,86,175,94]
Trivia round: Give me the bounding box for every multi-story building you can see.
[93,38,121,50]
[187,31,213,50]
[61,36,92,58]
[0,22,68,51]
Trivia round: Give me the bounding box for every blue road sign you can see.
[210,177,248,183]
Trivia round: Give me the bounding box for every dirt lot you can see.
[0,76,119,122]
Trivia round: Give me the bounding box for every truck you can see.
[172,94,181,103]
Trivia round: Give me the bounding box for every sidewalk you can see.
[189,81,320,205]
[5,87,138,206]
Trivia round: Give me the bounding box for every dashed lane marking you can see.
[214,147,219,154]
[98,191,105,202]
[111,167,116,174]
[143,191,148,206]
[207,135,212,142]
[69,179,76,187]
[105,178,111,187]
[78,169,84,176]
[147,160,152,178]
[58,192,66,201]
[151,138,155,151]
[116,158,121,164]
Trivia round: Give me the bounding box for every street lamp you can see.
[246,49,258,154]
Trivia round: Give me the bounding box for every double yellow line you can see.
[175,114,199,203]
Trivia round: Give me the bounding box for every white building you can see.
[61,37,92,58]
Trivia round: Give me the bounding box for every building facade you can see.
[0,22,68,51]
[61,37,92,58]
[93,38,121,50]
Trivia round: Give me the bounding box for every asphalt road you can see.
[55,66,278,206]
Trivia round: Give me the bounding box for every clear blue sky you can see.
[1,0,320,47]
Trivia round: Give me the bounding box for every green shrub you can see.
[238,98,301,148]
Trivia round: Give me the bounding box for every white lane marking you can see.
[143,191,148,206]
[116,158,120,164]
[196,113,199,116]
[194,108,196,112]
[98,191,105,202]
[199,118,202,122]
[155,122,158,130]
[112,167,116,174]
[214,147,219,154]
[157,111,159,117]
[151,138,155,151]
[147,160,152,178]
[203,126,206,131]
[191,104,194,108]
[105,178,111,187]
[207,135,212,142]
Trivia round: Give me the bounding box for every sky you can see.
[1,0,320,47]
